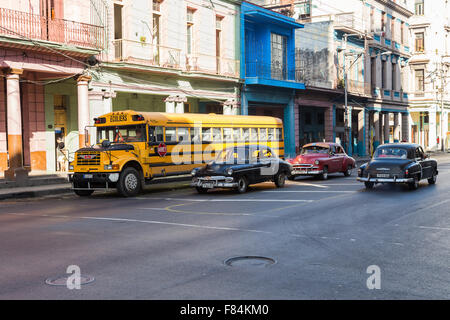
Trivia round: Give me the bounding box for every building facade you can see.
[258,0,413,156]
[407,0,450,151]
[0,0,104,177]
[240,1,306,158]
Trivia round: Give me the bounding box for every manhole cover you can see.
[45,275,95,286]
[224,256,276,267]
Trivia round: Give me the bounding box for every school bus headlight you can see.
[69,164,74,171]
[108,173,120,182]
[104,164,120,170]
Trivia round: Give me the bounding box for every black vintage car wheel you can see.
[428,171,437,185]
[409,176,419,190]
[196,187,208,194]
[343,165,352,177]
[364,182,374,189]
[236,176,249,193]
[274,172,286,188]
[321,167,328,180]
[74,189,94,197]
[117,167,142,197]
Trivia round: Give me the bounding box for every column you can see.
[165,97,175,113]
[401,113,411,143]
[4,70,28,181]
[373,111,380,150]
[442,110,448,150]
[357,109,365,156]
[346,106,352,156]
[393,113,400,142]
[283,94,295,158]
[175,95,187,114]
[241,90,248,116]
[324,106,334,142]
[384,112,390,144]
[428,110,437,151]
[77,75,91,148]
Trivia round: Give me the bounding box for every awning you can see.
[244,10,304,29]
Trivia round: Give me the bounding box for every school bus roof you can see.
[96,110,283,127]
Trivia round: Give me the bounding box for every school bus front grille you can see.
[76,151,101,166]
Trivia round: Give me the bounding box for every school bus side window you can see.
[259,128,267,141]
[178,127,190,142]
[212,128,222,142]
[242,128,250,141]
[250,128,258,141]
[191,127,201,142]
[148,126,164,143]
[202,128,212,142]
[165,127,177,142]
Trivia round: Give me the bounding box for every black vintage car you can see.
[357,143,438,190]
[191,145,292,193]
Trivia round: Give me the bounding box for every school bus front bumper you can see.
[69,172,120,190]
[191,176,238,189]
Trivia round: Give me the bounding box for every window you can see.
[415,69,425,92]
[186,9,195,55]
[191,127,201,142]
[415,32,424,52]
[250,128,258,141]
[148,126,164,142]
[233,128,241,141]
[184,103,190,113]
[415,0,424,15]
[318,112,324,125]
[275,128,282,140]
[212,128,222,142]
[165,127,177,142]
[381,12,386,32]
[370,7,374,32]
[268,128,275,140]
[259,128,268,141]
[400,21,404,44]
[202,128,212,142]
[305,112,312,125]
[153,0,161,12]
[271,33,287,80]
[242,128,250,141]
[223,128,233,141]
[98,125,146,143]
[177,127,189,142]
[391,17,395,40]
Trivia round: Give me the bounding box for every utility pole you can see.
[439,55,450,151]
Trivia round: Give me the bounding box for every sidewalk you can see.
[0,174,192,201]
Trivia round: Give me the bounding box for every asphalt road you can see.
[1,157,450,299]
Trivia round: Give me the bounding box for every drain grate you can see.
[224,256,276,267]
[45,275,95,286]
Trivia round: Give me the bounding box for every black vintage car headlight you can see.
[227,168,233,176]
[191,169,197,176]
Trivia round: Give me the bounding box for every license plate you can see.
[202,183,214,189]
[293,170,307,174]
[83,174,93,179]
[377,174,390,178]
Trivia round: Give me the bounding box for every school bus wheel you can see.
[117,167,142,197]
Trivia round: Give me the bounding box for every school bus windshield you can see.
[97,125,146,143]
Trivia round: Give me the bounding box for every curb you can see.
[0,186,72,201]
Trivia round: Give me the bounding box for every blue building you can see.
[240,1,305,158]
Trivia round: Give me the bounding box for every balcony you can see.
[0,7,104,50]
[113,39,181,69]
[185,53,240,78]
[333,12,365,34]
[245,61,305,89]
[347,79,371,96]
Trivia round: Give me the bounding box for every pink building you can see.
[0,0,104,178]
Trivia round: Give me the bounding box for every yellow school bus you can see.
[68,110,284,197]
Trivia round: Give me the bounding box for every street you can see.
[1,158,450,299]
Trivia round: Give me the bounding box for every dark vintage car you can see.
[357,143,438,190]
[287,142,356,180]
[191,145,292,193]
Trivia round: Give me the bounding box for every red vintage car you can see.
[287,142,356,180]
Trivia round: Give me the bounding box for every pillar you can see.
[77,75,91,148]
[357,109,365,156]
[373,111,380,150]
[324,106,334,142]
[384,112,390,144]
[241,91,248,116]
[4,70,28,181]
[428,110,437,151]
[346,106,352,156]
[393,113,400,142]
[402,112,411,143]
[284,94,295,158]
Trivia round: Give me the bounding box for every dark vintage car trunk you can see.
[365,159,413,178]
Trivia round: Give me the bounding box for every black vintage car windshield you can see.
[374,147,408,159]
[301,146,329,154]
[97,125,146,143]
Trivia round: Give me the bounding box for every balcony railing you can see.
[337,79,371,95]
[185,53,239,77]
[245,61,301,82]
[0,7,104,50]
[113,39,181,69]
[334,12,365,33]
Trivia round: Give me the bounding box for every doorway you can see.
[54,95,68,171]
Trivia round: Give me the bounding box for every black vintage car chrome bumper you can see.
[357,177,414,183]
[191,176,238,189]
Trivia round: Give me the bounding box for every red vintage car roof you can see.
[302,142,336,149]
